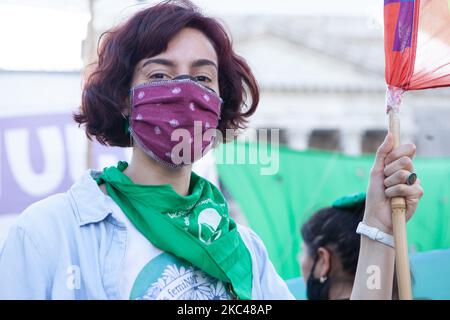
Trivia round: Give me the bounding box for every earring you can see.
[320,276,328,283]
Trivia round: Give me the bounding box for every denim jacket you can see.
[0,170,294,300]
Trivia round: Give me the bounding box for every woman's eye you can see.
[149,73,170,80]
[195,75,212,83]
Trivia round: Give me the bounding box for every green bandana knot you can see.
[332,192,366,209]
[95,161,253,299]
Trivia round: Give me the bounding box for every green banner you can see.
[216,142,450,279]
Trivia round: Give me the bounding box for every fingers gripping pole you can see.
[387,86,413,300]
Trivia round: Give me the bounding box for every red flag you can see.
[384,0,450,91]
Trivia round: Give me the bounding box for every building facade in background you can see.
[1,0,449,237]
[85,0,450,156]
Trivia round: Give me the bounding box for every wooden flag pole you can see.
[388,109,413,300]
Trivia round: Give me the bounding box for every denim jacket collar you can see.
[69,170,121,227]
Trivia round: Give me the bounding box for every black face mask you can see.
[306,257,331,300]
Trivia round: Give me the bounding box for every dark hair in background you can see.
[301,201,413,299]
[74,0,259,147]
[301,202,365,276]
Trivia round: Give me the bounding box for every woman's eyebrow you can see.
[141,58,176,69]
[191,59,218,70]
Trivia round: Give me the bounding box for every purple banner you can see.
[0,113,129,215]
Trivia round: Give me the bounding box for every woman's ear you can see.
[316,247,331,279]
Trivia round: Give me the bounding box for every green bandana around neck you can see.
[95,161,252,299]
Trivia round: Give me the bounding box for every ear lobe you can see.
[317,247,331,278]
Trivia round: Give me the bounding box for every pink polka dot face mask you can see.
[129,79,222,167]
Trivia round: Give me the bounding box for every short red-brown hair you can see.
[74,0,259,147]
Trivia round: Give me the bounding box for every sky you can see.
[0,0,382,71]
[0,2,90,70]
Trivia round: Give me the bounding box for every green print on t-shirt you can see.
[130,252,232,300]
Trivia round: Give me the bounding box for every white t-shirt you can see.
[106,196,294,300]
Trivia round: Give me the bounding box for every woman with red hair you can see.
[0,0,422,300]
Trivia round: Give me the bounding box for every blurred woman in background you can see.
[300,192,410,300]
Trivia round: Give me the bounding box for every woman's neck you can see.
[123,146,192,196]
[329,280,353,300]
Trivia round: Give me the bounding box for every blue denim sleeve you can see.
[237,224,295,300]
[247,229,295,300]
[0,224,50,299]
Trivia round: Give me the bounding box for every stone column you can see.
[287,128,311,151]
[341,129,362,156]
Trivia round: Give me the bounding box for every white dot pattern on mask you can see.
[203,94,210,101]
[136,113,143,120]
[172,87,182,94]
[165,152,171,158]
[154,126,161,135]
[205,122,210,129]
[169,119,179,127]
[138,91,145,99]
[189,103,195,111]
